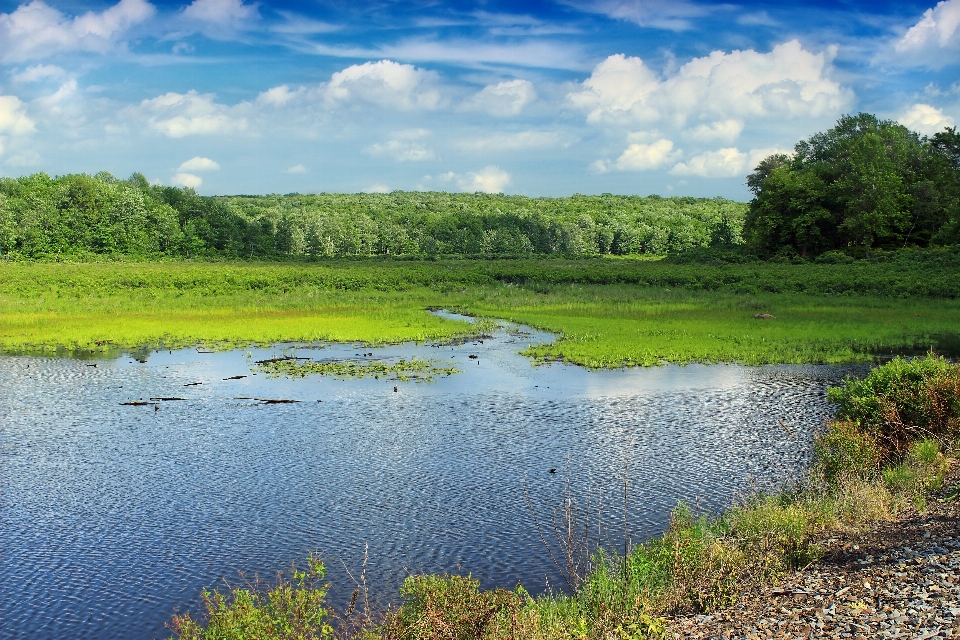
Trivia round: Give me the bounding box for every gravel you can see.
[669,475,960,639]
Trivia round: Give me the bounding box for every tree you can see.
[744,113,960,257]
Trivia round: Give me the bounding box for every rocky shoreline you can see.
[670,468,960,639]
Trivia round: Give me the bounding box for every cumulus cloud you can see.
[669,147,746,177]
[669,146,790,178]
[0,95,36,134]
[685,119,744,143]
[258,85,303,106]
[324,60,442,111]
[183,0,257,24]
[455,130,567,151]
[898,103,956,135]
[364,183,390,193]
[593,138,680,172]
[432,166,511,193]
[171,172,202,188]
[461,79,536,117]
[286,164,307,174]
[12,64,65,83]
[0,0,155,62]
[896,0,960,56]
[135,90,248,138]
[568,40,852,127]
[364,129,434,162]
[178,156,220,172]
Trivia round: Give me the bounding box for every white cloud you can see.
[455,130,568,151]
[12,64,64,83]
[135,90,248,138]
[896,0,960,54]
[0,95,36,134]
[670,147,747,178]
[685,119,744,143]
[898,103,956,135]
[461,79,536,117]
[258,85,303,106]
[364,183,390,193]
[568,40,852,128]
[594,138,680,172]
[178,156,220,172]
[568,0,710,30]
[3,149,41,166]
[433,166,511,192]
[183,0,257,25]
[324,60,442,111]
[364,129,435,162]
[171,172,202,188]
[286,164,307,174]
[0,0,155,62]
[364,140,435,162]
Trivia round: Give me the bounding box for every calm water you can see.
[0,319,866,640]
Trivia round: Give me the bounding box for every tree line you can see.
[0,174,745,259]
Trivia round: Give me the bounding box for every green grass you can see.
[2,259,959,366]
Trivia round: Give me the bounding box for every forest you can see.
[0,175,745,260]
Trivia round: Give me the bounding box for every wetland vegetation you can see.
[1,257,959,365]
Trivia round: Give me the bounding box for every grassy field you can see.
[1,258,958,365]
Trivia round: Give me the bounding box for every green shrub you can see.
[813,419,882,483]
[827,354,960,456]
[379,574,523,640]
[168,555,333,640]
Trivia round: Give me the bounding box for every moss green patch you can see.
[256,356,461,382]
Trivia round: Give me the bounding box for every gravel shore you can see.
[670,473,960,639]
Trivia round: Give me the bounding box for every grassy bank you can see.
[169,354,960,640]
[2,258,959,365]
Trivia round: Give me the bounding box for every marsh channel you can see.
[1,312,867,640]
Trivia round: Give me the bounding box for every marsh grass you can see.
[3,261,960,365]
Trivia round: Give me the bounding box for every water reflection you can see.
[0,320,867,640]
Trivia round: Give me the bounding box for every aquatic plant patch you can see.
[255,356,461,382]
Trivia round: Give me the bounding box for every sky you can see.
[0,0,958,198]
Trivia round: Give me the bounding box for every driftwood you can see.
[753,313,777,319]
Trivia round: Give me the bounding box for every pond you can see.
[0,316,867,640]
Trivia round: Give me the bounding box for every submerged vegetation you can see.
[169,354,960,639]
[256,356,462,382]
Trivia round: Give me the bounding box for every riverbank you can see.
[670,464,960,639]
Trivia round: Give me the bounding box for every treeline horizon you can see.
[0,173,748,260]
[1,112,957,262]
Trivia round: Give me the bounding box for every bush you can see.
[379,574,523,640]
[168,554,333,640]
[827,353,960,456]
[813,419,882,483]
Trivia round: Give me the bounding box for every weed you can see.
[168,554,334,640]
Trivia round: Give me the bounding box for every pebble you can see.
[669,474,960,639]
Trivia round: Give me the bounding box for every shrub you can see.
[813,419,882,483]
[168,554,333,640]
[827,353,960,457]
[379,574,523,640]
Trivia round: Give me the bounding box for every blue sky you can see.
[0,0,958,198]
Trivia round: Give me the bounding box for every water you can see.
[0,318,867,640]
